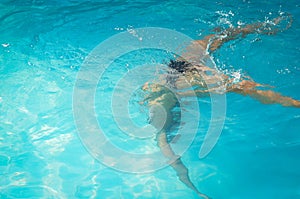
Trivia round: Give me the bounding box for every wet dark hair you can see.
[166,59,191,87]
[168,59,192,73]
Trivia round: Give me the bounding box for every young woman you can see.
[142,14,298,199]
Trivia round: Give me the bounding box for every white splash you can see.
[1,43,9,48]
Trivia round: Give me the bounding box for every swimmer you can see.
[142,83,212,199]
[176,14,300,108]
[142,14,299,199]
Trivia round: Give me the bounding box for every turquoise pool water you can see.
[1,1,300,198]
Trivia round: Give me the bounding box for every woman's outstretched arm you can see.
[178,79,300,108]
[195,14,292,52]
[230,80,300,108]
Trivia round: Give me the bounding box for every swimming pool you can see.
[1,0,300,198]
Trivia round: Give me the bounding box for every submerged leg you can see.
[156,131,177,159]
[170,158,211,199]
[156,131,211,199]
[144,83,211,198]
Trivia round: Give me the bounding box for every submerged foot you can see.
[198,192,212,199]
